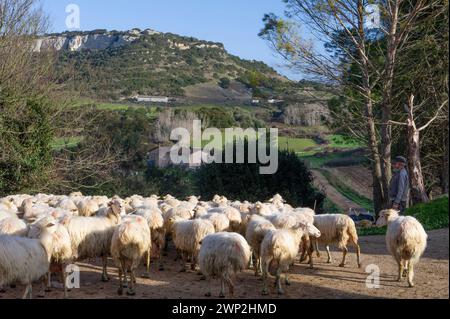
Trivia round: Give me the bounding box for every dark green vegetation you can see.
[0,92,54,195]
[358,196,449,236]
[195,143,325,209]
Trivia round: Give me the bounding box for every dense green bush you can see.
[195,141,325,210]
[0,92,54,195]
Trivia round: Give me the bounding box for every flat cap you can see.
[393,156,407,164]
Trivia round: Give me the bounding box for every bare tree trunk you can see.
[380,0,401,203]
[406,95,429,204]
[442,131,449,194]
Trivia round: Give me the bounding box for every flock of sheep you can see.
[0,192,428,299]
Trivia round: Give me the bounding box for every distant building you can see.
[268,99,284,104]
[133,95,170,103]
[147,146,210,170]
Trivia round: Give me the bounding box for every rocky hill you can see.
[40,28,296,100]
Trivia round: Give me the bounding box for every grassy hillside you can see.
[54,30,299,100]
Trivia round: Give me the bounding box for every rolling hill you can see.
[39,28,303,101]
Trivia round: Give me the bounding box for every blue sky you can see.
[41,0,304,80]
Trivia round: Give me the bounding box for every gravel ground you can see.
[1,228,448,299]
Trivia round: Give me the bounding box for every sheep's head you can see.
[108,199,125,218]
[376,209,399,227]
[269,194,285,203]
[295,221,321,238]
[28,216,57,239]
[186,195,200,202]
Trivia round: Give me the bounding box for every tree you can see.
[259,0,445,212]
[0,0,55,195]
[259,1,387,213]
[218,77,231,89]
[195,140,325,209]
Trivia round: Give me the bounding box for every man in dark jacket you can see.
[389,156,410,212]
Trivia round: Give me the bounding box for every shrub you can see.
[194,140,325,210]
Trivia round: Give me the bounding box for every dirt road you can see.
[1,229,448,299]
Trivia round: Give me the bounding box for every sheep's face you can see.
[300,221,321,238]
[108,200,125,217]
[376,209,399,227]
[28,217,57,239]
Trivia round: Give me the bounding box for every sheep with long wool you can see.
[376,209,427,287]
[199,232,251,298]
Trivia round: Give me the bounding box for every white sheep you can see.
[55,198,78,213]
[133,206,166,270]
[201,213,230,232]
[0,217,28,237]
[30,216,73,298]
[245,215,276,276]
[111,216,152,295]
[313,214,361,268]
[376,209,427,287]
[251,201,277,217]
[261,221,321,295]
[62,199,123,282]
[76,199,99,217]
[20,198,51,222]
[0,216,57,299]
[199,232,251,298]
[170,217,215,271]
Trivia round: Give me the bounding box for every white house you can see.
[147,146,210,170]
[133,95,170,103]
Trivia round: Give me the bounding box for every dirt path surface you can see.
[311,169,359,211]
[1,229,448,299]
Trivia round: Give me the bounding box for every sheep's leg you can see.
[179,252,188,272]
[326,245,333,263]
[308,242,315,269]
[407,262,415,288]
[397,259,404,282]
[205,278,212,297]
[22,284,32,299]
[227,278,235,298]
[117,265,124,295]
[355,244,362,268]
[0,285,5,293]
[190,254,197,271]
[45,271,52,292]
[276,268,284,295]
[254,253,261,276]
[158,244,165,271]
[61,266,68,299]
[284,273,290,286]
[261,259,270,296]
[315,240,321,258]
[142,250,151,278]
[402,260,409,278]
[101,255,110,282]
[339,246,348,267]
[299,236,309,263]
[127,268,136,296]
[36,276,47,298]
[219,279,226,298]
